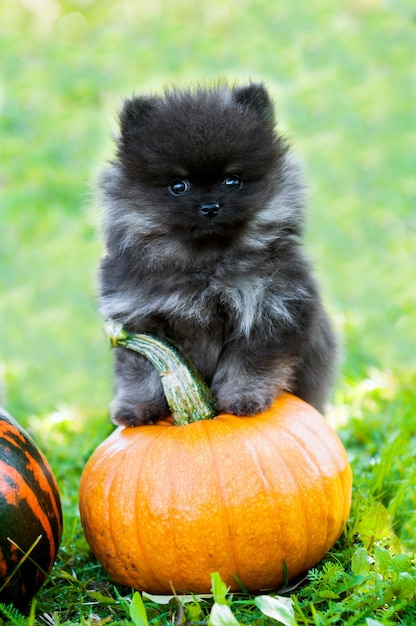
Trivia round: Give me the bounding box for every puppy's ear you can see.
[119,96,156,133]
[232,83,275,125]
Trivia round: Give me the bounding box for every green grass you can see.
[0,0,415,623]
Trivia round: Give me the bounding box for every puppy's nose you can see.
[200,202,220,219]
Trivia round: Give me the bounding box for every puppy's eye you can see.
[168,179,190,196]
[222,175,243,191]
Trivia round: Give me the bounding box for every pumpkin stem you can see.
[106,322,218,425]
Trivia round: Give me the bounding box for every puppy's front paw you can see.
[111,397,169,427]
[215,388,276,417]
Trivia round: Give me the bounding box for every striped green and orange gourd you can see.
[0,408,62,608]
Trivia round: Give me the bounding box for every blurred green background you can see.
[1,0,415,428]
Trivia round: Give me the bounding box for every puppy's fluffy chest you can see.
[100,255,276,337]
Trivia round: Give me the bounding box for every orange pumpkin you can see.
[79,326,352,594]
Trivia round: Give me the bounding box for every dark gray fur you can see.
[98,83,337,426]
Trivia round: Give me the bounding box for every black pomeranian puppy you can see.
[98,82,337,426]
